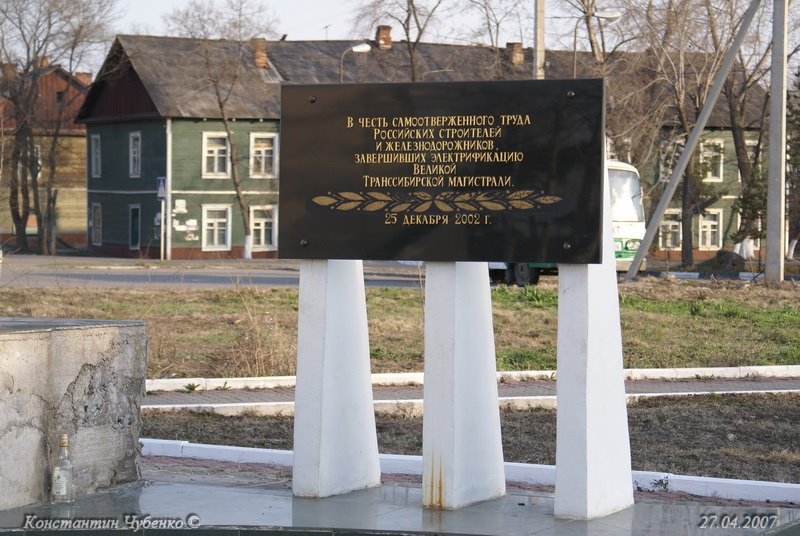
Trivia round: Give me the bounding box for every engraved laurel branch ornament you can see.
[312,190,561,213]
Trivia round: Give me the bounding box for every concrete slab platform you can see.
[1,462,799,535]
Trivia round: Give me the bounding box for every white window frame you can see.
[90,134,102,178]
[659,209,682,250]
[202,132,230,179]
[129,131,141,178]
[90,203,102,246]
[700,139,724,182]
[699,208,724,250]
[737,140,760,181]
[129,204,141,251]
[250,205,277,251]
[249,133,279,178]
[202,204,232,251]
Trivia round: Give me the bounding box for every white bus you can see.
[608,161,646,272]
[497,161,646,285]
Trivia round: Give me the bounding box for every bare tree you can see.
[563,0,627,66]
[787,70,800,258]
[621,0,735,267]
[0,0,116,253]
[165,0,277,259]
[354,0,448,81]
[462,0,526,78]
[700,0,775,259]
[554,1,663,170]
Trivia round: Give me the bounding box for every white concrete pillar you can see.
[554,174,634,519]
[422,261,506,509]
[292,259,381,497]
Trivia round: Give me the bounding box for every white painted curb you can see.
[144,402,296,416]
[657,271,765,282]
[141,390,799,417]
[140,439,800,504]
[145,365,800,392]
[622,365,800,381]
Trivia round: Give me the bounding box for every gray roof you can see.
[81,35,534,122]
[115,34,283,119]
[266,40,532,84]
[82,34,767,129]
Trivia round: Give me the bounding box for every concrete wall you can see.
[0,318,147,509]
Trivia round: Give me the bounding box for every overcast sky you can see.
[118,0,362,40]
[114,0,557,47]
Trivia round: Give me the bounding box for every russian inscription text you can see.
[279,80,605,263]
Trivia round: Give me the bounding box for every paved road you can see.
[144,377,800,408]
[0,255,423,288]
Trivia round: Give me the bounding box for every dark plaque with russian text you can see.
[279,79,604,263]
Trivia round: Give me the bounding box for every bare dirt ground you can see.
[142,393,800,493]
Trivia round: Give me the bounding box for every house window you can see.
[250,205,276,250]
[659,209,682,250]
[202,133,229,178]
[250,133,278,178]
[699,209,724,250]
[90,134,101,178]
[202,204,231,251]
[129,205,141,250]
[700,140,724,182]
[738,140,760,181]
[91,203,102,246]
[129,131,141,178]
[56,91,65,105]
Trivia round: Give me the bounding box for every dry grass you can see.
[2,276,799,377]
[141,393,800,484]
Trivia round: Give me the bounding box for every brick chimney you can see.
[75,72,93,86]
[1,63,16,80]
[251,37,269,68]
[376,25,392,50]
[506,43,524,66]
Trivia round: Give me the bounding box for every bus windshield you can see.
[609,168,645,223]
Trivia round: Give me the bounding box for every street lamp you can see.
[340,42,371,83]
[572,10,623,78]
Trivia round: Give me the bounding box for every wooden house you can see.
[0,60,90,248]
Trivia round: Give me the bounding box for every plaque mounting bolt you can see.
[308,96,317,104]
[562,241,572,250]
[566,90,575,99]
[300,239,309,247]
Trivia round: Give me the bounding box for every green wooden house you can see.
[77,35,281,258]
[653,129,764,263]
[76,31,538,259]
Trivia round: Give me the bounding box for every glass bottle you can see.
[51,433,75,503]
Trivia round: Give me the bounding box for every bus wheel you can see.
[504,265,516,285]
[514,264,540,286]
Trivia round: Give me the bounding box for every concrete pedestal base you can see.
[292,260,381,498]
[554,165,634,519]
[0,318,147,509]
[422,262,506,509]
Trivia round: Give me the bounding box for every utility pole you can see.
[533,0,545,79]
[766,0,788,282]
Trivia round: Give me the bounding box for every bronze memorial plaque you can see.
[279,79,604,263]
